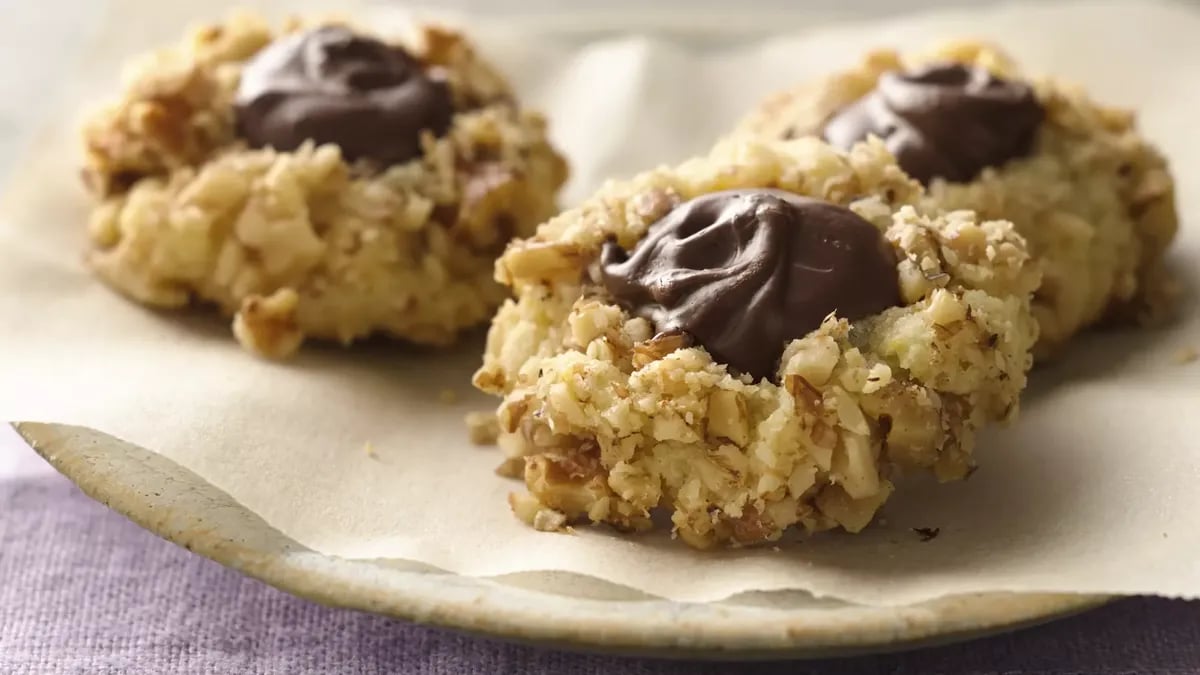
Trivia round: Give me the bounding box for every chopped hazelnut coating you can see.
[81,14,567,357]
[737,41,1178,356]
[475,137,1039,548]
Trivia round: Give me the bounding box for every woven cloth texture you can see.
[2,473,1199,674]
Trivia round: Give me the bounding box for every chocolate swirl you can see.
[822,63,1044,185]
[234,26,453,167]
[600,189,900,381]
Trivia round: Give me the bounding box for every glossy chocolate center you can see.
[234,26,453,167]
[822,63,1044,184]
[600,189,901,381]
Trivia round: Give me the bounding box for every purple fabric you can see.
[1,474,1198,675]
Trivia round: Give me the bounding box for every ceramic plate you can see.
[16,421,1109,659]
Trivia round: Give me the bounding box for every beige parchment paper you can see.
[2,0,1199,605]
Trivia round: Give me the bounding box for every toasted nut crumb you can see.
[926,288,967,325]
[707,389,749,446]
[833,387,871,435]
[508,493,570,532]
[861,363,893,394]
[499,241,584,284]
[495,456,525,479]
[783,334,840,385]
[233,288,304,359]
[632,330,694,368]
[832,432,879,499]
[785,374,822,411]
[508,491,541,524]
[532,507,569,532]
[676,525,716,550]
[465,411,500,445]
[496,396,531,434]
[1174,346,1198,365]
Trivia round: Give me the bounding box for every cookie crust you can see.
[82,14,568,357]
[736,41,1178,356]
[475,137,1039,548]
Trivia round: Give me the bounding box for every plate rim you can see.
[15,421,1114,659]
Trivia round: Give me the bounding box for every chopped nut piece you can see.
[494,456,524,479]
[507,491,541,524]
[785,374,822,411]
[631,330,694,369]
[532,508,569,532]
[508,492,570,532]
[465,411,500,445]
[233,288,304,359]
[498,242,585,286]
[707,390,749,446]
[926,289,967,326]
